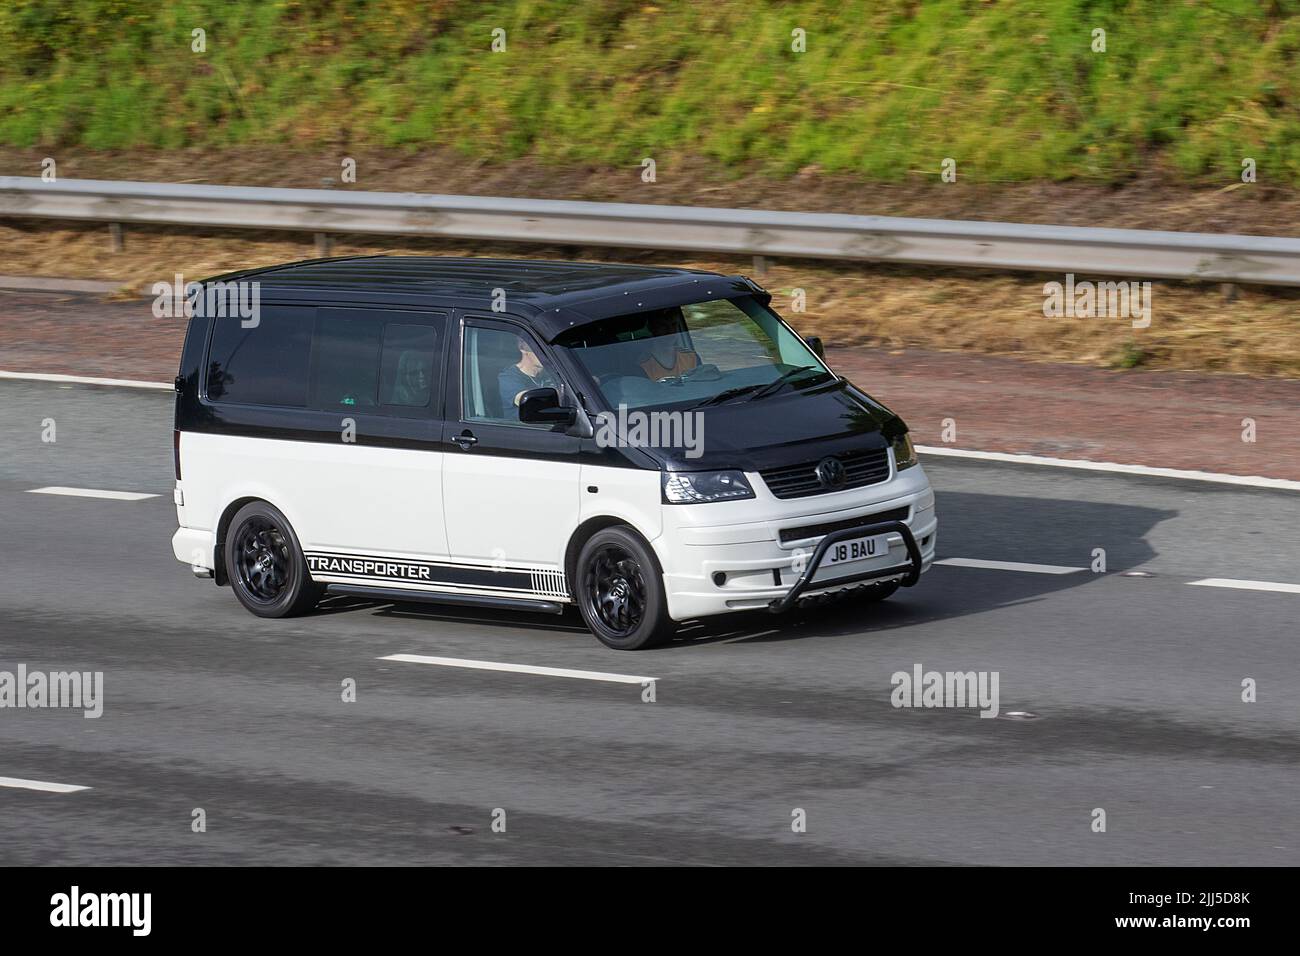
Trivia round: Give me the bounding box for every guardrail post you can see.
[753,255,769,276]
[1221,282,1238,302]
[315,177,335,258]
[108,222,123,253]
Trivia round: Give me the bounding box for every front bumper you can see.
[657,462,937,620]
[766,519,921,613]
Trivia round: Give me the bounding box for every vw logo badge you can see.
[816,456,847,489]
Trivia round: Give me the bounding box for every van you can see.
[171,257,937,649]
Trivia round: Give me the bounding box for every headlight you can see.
[662,470,755,504]
[892,432,918,470]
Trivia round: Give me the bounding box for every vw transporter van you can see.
[171,257,937,649]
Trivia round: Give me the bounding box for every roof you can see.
[202,256,769,340]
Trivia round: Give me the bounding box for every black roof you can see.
[203,256,769,341]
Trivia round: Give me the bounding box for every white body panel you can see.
[442,452,578,567]
[578,464,663,545]
[174,430,446,561]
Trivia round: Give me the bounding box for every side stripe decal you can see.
[305,552,568,598]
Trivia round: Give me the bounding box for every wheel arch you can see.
[564,515,660,600]
[213,495,274,586]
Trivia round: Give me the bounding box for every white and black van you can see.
[172,257,937,649]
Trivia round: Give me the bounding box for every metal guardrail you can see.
[4,176,1300,286]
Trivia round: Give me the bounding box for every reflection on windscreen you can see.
[556,295,828,411]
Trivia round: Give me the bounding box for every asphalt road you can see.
[0,378,1297,865]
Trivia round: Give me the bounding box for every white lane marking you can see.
[1188,578,1300,595]
[27,486,159,501]
[935,557,1085,574]
[0,275,121,294]
[0,370,172,391]
[916,445,1300,492]
[379,653,655,685]
[0,776,90,794]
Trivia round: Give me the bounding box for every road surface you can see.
[0,378,1297,865]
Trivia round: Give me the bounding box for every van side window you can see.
[379,324,439,408]
[311,309,443,416]
[462,325,558,427]
[207,307,313,406]
[313,311,381,409]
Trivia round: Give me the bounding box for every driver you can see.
[639,311,700,381]
[499,336,558,416]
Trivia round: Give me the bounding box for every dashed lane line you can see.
[1187,578,1300,595]
[27,486,160,501]
[934,557,1086,574]
[379,653,655,685]
[937,561,1300,594]
[0,776,90,794]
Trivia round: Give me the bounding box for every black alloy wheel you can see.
[576,527,672,650]
[224,501,322,618]
[234,516,291,603]
[589,543,646,637]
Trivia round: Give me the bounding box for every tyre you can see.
[575,526,673,650]
[224,501,322,618]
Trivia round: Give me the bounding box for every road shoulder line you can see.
[917,445,1300,491]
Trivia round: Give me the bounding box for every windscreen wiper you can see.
[745,366,824,401]
[687,383,766,408]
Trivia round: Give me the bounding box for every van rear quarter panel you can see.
[180,431,447,559]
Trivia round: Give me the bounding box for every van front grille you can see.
[778,505,910,545]
[760,447,890,499]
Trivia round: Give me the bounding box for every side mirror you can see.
[805,335,825,359]
[518,387,576,426]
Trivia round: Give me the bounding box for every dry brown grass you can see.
[3,219,1298,378]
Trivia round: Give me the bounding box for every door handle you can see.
[453,430,478,450]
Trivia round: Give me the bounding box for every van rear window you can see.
[206,306,443,415]
[207,307,313,406]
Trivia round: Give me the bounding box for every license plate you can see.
[826,534,890,565]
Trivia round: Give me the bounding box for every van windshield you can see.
[553,295,831,412]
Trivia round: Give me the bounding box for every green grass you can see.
[3,0,1299,183]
